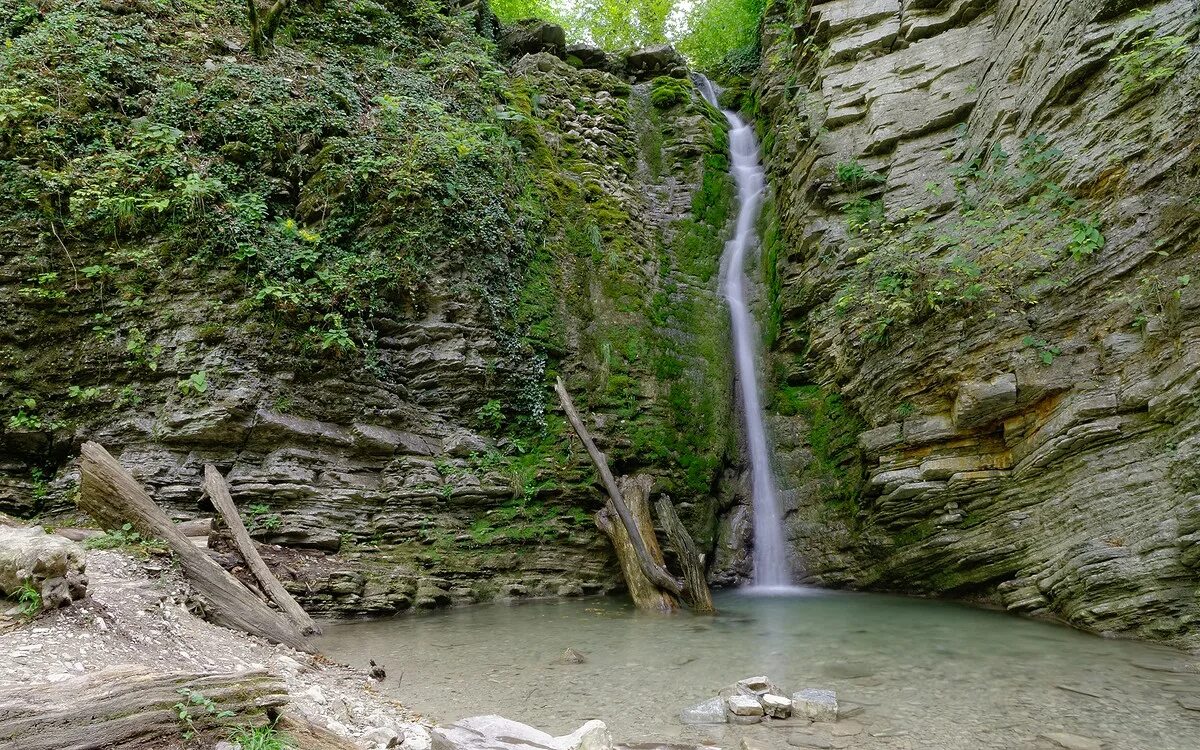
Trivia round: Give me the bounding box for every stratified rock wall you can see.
[755,0,1200,647]
[0,4,733,615]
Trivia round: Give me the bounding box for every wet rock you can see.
[431,715,612,750]
[736,675,782,696]
[561,647,586,664]
[830,721,863,737]
[792,689,838,722]
[680,696,727,725]
[499,19,566,59]
[762,693,792,719]
[727,694,765,717]
[786,734,834,749]
[1038,732,1102,750]
[0,525,87,610]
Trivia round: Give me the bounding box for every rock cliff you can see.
[0,1,735,613]
[751,0,1200,648]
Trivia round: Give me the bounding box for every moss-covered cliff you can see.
[0,0,736,612]
[750,0,1200,648]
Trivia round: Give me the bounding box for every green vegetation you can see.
[1022,336,1062,365]
[17,579,42,618]
[83,522,162,556]
[650,76,693,109]
[173,687,236,741]
[228,721,291,750]
[244,504,283,533]
[831,134,1106,345]
[678,0,767,75]
[774,384,864,515]
[1111,30,1190,96]
[491,0,767,75]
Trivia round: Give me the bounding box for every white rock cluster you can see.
[679,675,841,726]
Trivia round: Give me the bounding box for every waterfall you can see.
[696,76,792,590]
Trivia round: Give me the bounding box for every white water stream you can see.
[697,77,791,589]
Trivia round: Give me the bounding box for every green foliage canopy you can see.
[490,0,766,73]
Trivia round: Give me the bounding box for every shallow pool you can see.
[318,589,1200,749]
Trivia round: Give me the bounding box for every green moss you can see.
[776,383,866,514]
[649,76,694,110]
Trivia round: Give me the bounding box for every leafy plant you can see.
[1022,335,1062,365]
[17,579,42,619]
[8,398,42,430]
[67,385,102,403]
[174,688,236,741]
[1111,33,1190,96]
[477,399,505,432]
[245,504,283,533]
[84,523,160,555]
[177,370,209,396]
[1067,217,1105,260]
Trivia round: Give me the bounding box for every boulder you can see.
[431,716,612,750]
[623,45,687,81]
[0,525,87,611]
[792,689,838,722]
[499,19,566,59]
[566,43,607,69]
[680,696,727,725]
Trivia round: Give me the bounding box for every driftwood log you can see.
[554,378,715,613]
[78,442,313,652]
[0,665,287,750]
[203,464,320,635]
[554,378,685,598]
[656,495,715,613]
[597,475,678,612]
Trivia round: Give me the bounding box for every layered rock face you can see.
[0,3,733,614]
[754,0,1200,646]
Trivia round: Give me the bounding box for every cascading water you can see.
[696,76,792,590]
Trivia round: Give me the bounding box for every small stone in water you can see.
[561,648,586,664]
[728,694,765,717]
[680,696,727,725]
[1039,732,1102,750]
[736,675,776,695]
[762,693,792,719]
[792,689,838,722]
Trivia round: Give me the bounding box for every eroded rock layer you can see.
[0,2,735,614]
[753,0,1200,647]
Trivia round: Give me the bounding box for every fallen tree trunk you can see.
[0,665,287,750]
[203,464,320,635]
[597,475,678,613]
[655,495,715,613]
[554,378,685,598]
[78,442,313,653]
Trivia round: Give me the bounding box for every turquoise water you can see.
[319,589,1200,749]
